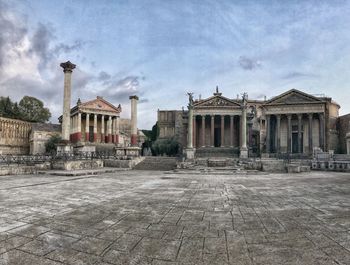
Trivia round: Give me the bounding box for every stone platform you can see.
[0,171,349,264]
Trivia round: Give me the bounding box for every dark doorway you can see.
[292,132,303,153]
[214,128,221,147]
[89,126,94,142]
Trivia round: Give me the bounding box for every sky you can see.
[1,0,350,129]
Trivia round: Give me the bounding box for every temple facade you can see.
[67,96,122,144]
[158,88,341,157]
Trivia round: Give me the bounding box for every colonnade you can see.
[192,114,241,148]
[70,113,120,144]
[266,112,325,154]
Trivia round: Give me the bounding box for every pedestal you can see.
[185,148,195,160]
[56,143,73,154]
[240,147,248,159]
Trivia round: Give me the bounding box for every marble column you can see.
[230,115,234,147]
[240,106,248,158]
[115,116,120,144]
[308,113,313,154]
[93,114,97,142]
[221,115,225,147]
[85,113,90,142]
[276,114,281,153]
[193,116,196,148]
[130,95,139,146]
[298,114,302,153]
[77,113,82,141]
[211,115,214,147]
[60,61,76,141]
[287,114,292,153]
[187,107,193,148]
[101,115,105,143]
[201,115,205,147]
[319,113,325,151]
[266,115,270,153]
[108,116,112,143]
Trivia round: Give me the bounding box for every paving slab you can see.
[0,170,349,264]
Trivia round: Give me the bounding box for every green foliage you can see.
[0,97,19,118]
[19,96,51,122]
[45,134,62,153]
[152,138,179,156]
[0,96,51,122]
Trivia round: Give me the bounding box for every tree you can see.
[45,134,62,153]
[18,96,51,122]
[0,97,16,118]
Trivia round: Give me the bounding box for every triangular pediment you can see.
[194,95,240,108]
[266,89,323,105]
[79,97,121,113]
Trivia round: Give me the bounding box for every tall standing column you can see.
[211,115,214,147]
[193,116,196,148]
[101,115,105,143]
[230,115,234,147]
[111,117,115,143]
[287,114,292,153]
[130,95,139,146]
[60,61,76,141]
[85,113,90,142]
[240,104,248,158]
[221,115,225,147]
[201,115,205,147]
[319,113,325,151]
[108,116,112,143]
[77,113,82,141]
[115,116,120,145]
[308,113,313,154]
[93,114,97,142]
[276,114,281,153]
[266,115,270,153]
[187,107,193,148]
[298,114,302,153]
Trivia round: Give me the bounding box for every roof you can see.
[31,123,61,132]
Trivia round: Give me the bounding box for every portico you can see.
[68,97,122,144]
[191,89,245,156]
[264,90,329,155]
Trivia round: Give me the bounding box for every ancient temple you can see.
[66,96,122,144]
[158,88,340,157]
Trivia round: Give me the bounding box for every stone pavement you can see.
[0,170,350,264]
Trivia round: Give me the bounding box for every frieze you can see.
[265,104,325,114]
[194,109,242,116]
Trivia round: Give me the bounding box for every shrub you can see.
[45,134,62,153]
[152,138,179,156]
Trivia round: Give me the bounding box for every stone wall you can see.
[337,114,350,153]
[0,117,32,155]
[52,159,104,170]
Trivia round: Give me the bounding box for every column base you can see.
[101,133,104,143]
[240,147,248,158]
[184,148,196,160]
[131,134,138,146]
[85,133,89,142]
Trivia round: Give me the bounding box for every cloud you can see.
[282,71,318,80]
[97,71,111,81]
[238,56,262,70]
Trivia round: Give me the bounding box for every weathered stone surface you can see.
[0,170,349,264]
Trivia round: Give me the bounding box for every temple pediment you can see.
[265,89,323,105]
[79,96,121,113]
[194,95,241,108]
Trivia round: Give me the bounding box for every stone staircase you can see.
[133,156,178,171]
